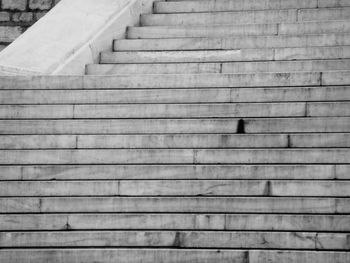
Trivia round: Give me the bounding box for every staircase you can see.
[1,0,350,262]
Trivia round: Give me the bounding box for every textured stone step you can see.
[319,0,350,8]
[165,0,350,8]
[2,213,349,231]
[0,73,324,89]
[1,197,348,213]
[127,24,279,38]
[0,231,348,250]
[140,10,298,26]
[115,34,350,51]
[0,149,349,165]
[298,7,350,22]
[1,249,349,263]
[322,70,350,85]
[72,103,308,118]
[100,49,274,64]
[1,180,349,197]
[0,133,344,149]
[88,60,350,75]
[87,63,222,74]
[129,21,350,39]
[1,165,348,181]
[1,117,348,134]
[1,86,349,104]
[3,102,348,119]
[141,9,350,26]
[279,20,350,35]
[307,102,350,117]
[222,60,350,74]
[101,46,350,64]
[154,0,318,13]
[0,134,288,149]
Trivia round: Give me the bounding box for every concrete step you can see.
[127,24,279,38]
[1,117,349,134]
[1,165,348,181]
[128,21,350,39]
[2,102,349,119]
[298,7,350,22]
[319,0,350,8]
[166,0,350,9]
[100,49,275,64]
[141,8,350,26]
[0,149,349,165]
[323,70,350,85]
[140,9,299,26]
[115,33,350,51]
[0,231,348,250]
[222,60,350,74]
[86,62,223,74]
[1,213,349,231]
[101,46,350,64]
[2,133,350,149]
[280,20,350,35]
[1,180,349,197]
[88,60,350,75]
[1,86,349,104]
[1,197,348,213]
[0,73,326,89]
[154,0,318,13]
[0,249,349,263]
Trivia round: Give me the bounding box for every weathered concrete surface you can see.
[1,231,348,250]
[1,87,349,104]
[155,0,318,13]
[1,117,349,134]
[115,33,350,50]
[0,165,346,181]
[0,0,156,75]
[0,197,344,213]
[1,180,349,196]
[2,213,349,231]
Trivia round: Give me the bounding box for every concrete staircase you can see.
[1,0,350,262]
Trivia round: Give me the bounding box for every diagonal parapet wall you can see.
[0,0,156,75]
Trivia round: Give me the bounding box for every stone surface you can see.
[1,0,350,262]
[29,0,53,10]
[1,0,27,11]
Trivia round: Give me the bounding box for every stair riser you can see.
[0,149,349,164]
[165,0,350,9]
[1,102,349,119]
[154,0,318,13]
[12,71,350,89]
[0,231,347,250]
[1,197,348,213]
[1,165,348,181]
[141,8,350,26]
[101,47,350,64]
[115,34,350,51]
[141,10,298,26]
[128,21,350,39]
[1,118,348,134]
[2,134,349,149]
[1,87,349,104]
[127,24,279,38]
[2,214,349,231]
[1,180,349,197]
[88,60,350,75]
[1,250,349,263]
